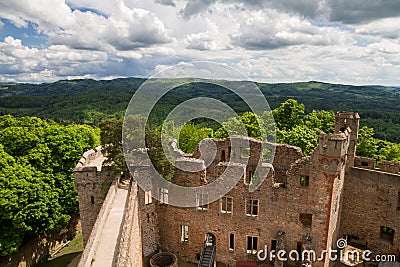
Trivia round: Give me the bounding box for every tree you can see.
[0,115,100,256]
[304,110,335,134]
[277,125,319,155]
[99,118,125,171]
[177,123,212,153]
[272,99,305,130]
[214,112,267,140]
[356,126,378,159]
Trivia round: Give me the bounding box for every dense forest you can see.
[1,79,399,142]
[0,116,99,256]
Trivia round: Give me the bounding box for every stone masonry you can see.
[74,112,400,267]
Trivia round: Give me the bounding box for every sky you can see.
[0,0,399,85]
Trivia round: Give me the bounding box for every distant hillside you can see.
[0,78,399,142]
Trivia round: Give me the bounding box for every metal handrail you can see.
[198,239,216,267]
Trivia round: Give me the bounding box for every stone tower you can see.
[334,112,360,170]
[74,146,118,245]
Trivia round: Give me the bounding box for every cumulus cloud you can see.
[0,0,400,85]
[185,31,217,51]
[230,10,353,50]
[355,17,400,39]
[0,36,109,82]
[180,0,323,19]
[326,0,400,24]
[179,0,400,24]
[180,0,216,18]
[0,0,171,51]
[155,0,176,7]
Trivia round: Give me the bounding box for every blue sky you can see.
[0,0,399,85]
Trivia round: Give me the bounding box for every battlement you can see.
[354,156,400,175]
[74,146,105,172]
[317,129,350,159]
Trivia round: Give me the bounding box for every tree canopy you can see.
[0,115,99,256]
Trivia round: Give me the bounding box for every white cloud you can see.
[0,0,171,51]
[230,9,354,50]
[185,20,219,51]
[355,17,400,39]
[0,0,399,85]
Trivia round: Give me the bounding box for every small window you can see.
[196,193,209,211]
[247,236,258,254]
[90,196,95,205]
[300,213,312,228]
[241,147,250,158]
[271,239,277,252]
[159,188,168,205]
[380,226,395,245]
[145,191,152,205]
[180,225,189,242]
[229,233,235,251]
[221,150,226,162]
[221,196,233,214]
[361,161,369,167]
[300,176,309,187]
[246,199,259,217]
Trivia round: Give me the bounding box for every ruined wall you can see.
[77,180,119,267]
[340,166,400,256]
[116,182,143,267]
[136,167,161,257]
[74,146,119,245]
[154,137,345,267]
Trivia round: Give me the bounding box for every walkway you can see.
[92,187,128,267]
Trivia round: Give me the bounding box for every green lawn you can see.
[35,231,83,267]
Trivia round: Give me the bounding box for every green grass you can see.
[35,231,83,267]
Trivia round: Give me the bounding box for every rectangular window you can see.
[300,176,309,187]
[247,236,258,254]
[145,191,152,205]
[300,213,312,228]
[246,199,259,217]
[180,225,189,242]
[221,196,233,214]
[229,233,235,251]
[271,239,277,252]
[196,193,209,211]
[159,188,168,205]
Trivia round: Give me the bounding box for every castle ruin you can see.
[74,112,400,267]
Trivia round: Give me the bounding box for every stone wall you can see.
[74,112,400,267]
[77,179,119,267]
[116,182,143,267]
[74,146,118,245]
[152,134,350,267]
[354,156,376,170]
[340,167,400,256]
